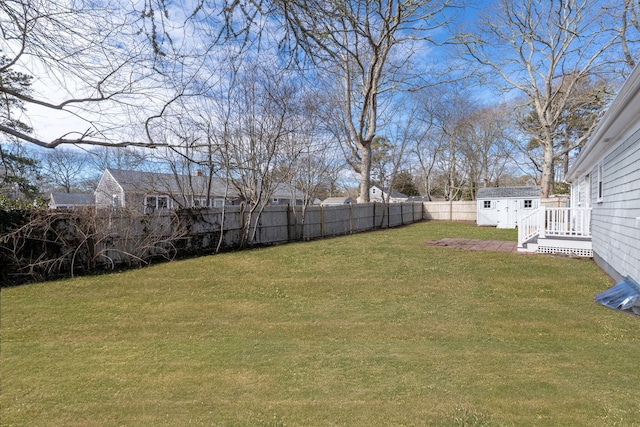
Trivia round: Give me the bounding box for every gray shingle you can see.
[476,186,541,199]
[50,193,95,206]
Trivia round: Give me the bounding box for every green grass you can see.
[2,221,638,426]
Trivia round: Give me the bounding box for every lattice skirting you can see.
[537,246,593,257]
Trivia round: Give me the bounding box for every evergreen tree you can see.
[0,52,41,205]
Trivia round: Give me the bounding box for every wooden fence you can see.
[422,201,476,221]
[99,202,426,262]
[1,200,489,284]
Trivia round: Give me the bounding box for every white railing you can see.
[518,207,592,248]
[518,208,543,248]
[543,207,592,237]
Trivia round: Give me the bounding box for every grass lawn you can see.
[1,221,639,426]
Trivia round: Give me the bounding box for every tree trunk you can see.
[357,142,372,203]
[540,143,554,198]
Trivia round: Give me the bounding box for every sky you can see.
[12,0,492,147]
[7,0,634,190]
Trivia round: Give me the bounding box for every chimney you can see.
[194,170,203,177]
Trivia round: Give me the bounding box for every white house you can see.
[476,186,541,228]
[564,64,640,284]
[369,185,408,203]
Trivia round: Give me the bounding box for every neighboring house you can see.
[95,168,304,212]
[407,195,430,202]
[564,63,640,284]
[476,186,541,228]
[369,185,408,203]
[321,197,355,206]
[49,192,95,210]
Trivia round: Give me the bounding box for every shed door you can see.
[496,199,519,228]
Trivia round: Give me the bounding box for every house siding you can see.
[590,128,640,282]
[95,171,124,208]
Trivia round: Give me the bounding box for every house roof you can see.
[103,168,304,200]
[371,185,408,199]
[50,192,95,206]
[566,63,640,182]
[105,168,228,196]
[476,186,541,199]
[321,197,354,205]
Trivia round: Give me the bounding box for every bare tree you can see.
[617,0,640,69]
[184,51,305,246]
[0,0,197,149]
[265,0,455,202]
[461,104,517,197]
[88,146,148,172]
[460,0,620,197]
[41,148,87,193]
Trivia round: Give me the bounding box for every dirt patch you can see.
[424,238,520,253]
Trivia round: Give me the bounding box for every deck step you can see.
[517,236,592,257]
[536,237,593,257]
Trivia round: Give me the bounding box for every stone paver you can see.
[424,238,523,253]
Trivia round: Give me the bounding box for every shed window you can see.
[524,199,532,208]
[483,200,492,209]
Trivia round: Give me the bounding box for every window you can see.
[483,200,492,209]
[145,195,170,213]
[213,198,224,208]
[597,163,603,202]
[193,197,209,207]
[524,199,532,208]
[112,194,119,208]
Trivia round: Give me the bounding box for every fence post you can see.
[373,201,376,229]
[538,206,546,238]
[387,203,390,228]
[349,202,353,234]
[286,204,291,243]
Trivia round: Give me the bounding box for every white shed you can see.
[476,186,541,228]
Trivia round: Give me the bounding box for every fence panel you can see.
[3,199,481,285]
[423,201,476,221]
[351,203,374,232]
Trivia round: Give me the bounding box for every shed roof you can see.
[476,186,541,199]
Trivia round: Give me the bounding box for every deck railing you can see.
[543,207,592,237]
[518,208,542,247]
[518,207,592,248]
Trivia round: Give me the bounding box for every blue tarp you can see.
[595,276,640,315]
